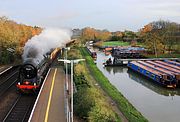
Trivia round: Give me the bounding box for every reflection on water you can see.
[104,66,127,74]
[127,69,180,96]
[104,66,180,96]
[96,51,180,122]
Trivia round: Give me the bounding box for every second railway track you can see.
[0,66,19,97]
[0,65,27,122]
[3,95,36,122]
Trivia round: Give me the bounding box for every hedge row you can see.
[69,48,121,122]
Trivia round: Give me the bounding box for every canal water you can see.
[96,51,180,122]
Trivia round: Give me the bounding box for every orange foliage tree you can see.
[0,16,42,64]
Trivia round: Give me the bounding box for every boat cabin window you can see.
[167,75,172,81]
[138,67,140,72]
[146,71,149,76]
[156,76,159,81]
[162,75,167,80]
[151,74,155,78]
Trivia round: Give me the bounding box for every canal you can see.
[96,51,180,122]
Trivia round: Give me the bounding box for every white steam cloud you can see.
[22,28,72,64]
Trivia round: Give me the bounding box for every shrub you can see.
[74,87,119,122]
[74,88,96,119]
[74,74,90,90]
[68,49,82,60]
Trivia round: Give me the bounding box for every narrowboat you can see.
[127,61,177,88]
[103,58,127,67]
[164,60,180,67]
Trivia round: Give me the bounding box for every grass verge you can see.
[80,47,148,122]
[103,41,130,46]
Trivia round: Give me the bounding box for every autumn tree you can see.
[97,30,111,41]
[123,30,137,41]
[139,20,180,57]
[110,31,123,41]
[81,27,97,43]
[163,22,180,54]
[0,16,42,64]
[81,27,111,44]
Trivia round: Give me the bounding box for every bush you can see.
[74,74,90,90]
[68,49,82,60]
[74,64,86,75]
[88,105,117,122]
[74,88,95,119]
[0,51,14,64]
[74,87,119,122]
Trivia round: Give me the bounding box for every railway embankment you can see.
[67,48,122,122]
[79,47,148,122]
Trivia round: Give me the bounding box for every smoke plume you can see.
[22,28,72,64]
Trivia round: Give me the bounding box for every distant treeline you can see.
[140,20,180,56]
[72,27,140,43]
[0,16,42,64]
[73,20,180,56]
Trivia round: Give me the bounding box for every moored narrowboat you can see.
[127,61,177,88]
[145,61,180,83]
[87,47,97,59]
[103,57,126,67]
[164,60,180,67]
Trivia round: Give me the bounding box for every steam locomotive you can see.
[16,48,60,93]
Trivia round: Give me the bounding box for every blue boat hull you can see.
[127,62,176,88]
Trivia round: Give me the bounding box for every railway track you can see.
[0,66,21,121]
[0,67,19,97]
[3,95,36,122]
[0,66,17,78]
[0,66,13,75]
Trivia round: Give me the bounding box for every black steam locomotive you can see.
[16,58,49,93]
[16,48,60,93]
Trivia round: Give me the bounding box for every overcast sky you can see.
[0,0,179,31]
